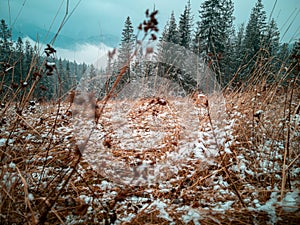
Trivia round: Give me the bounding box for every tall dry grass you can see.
[0,5,299,225]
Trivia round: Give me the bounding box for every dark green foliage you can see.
[106,16,135,93]
[152,0,298,89]
[243,0,267,60]
[0,19,12,60]
[178,0,193,50]
[265,18,280,56]
[0,19,87,101]
[193,0,235,85]
[155,12,182,89]
[156,12,180,65]
[290,39,300,79]
[117,16,135,78]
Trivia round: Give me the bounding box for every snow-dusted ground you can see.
[0,93,299,224]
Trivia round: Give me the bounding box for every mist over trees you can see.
[1,0,299,101]
[0,19,88,101]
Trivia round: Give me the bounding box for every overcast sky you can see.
[0,0,300,45]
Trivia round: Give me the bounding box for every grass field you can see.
[1,80,299,224]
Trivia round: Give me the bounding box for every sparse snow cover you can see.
[0,138,7,147]
[179,206,201,225]
[150,199,173,222]
[0,138,14,146]
[8,162,16,169]
[280,191,300,213]
[214,200,235,211]
[28,193,34,201]
[1,86,300,224]
[254,192,278,224]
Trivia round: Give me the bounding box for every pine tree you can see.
[194,0,221,57]
[219,0,235,84]
[178,0,193,49]
[243,0,267,60]
[63,61,71,93]
[87,64,97,92]
[277,43,290,64]
[193,0,235,85]
[81,62,88,76]
[230,23,246,84]
[131,46,144,79]
[264,18,280,57]
[290,39,300,80]
[116,16,135,87]
[0,19,12,61]
[158,11,180,46]
[155,12,181,81]
[156,12,180,62]
[72,60,78,87]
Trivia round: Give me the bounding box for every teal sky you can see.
[0,0,299,45]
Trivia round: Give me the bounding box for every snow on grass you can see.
[1,89,300,224]
[280,190,300,213]
[179,206,201,225]
[148,199,174,222]
[0,137,14,146]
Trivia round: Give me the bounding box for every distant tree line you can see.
[0,19,93,101]
[1,0,299,102]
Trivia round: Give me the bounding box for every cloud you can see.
[1,0,299,45]
[56,42,111,66]
[22,36,111,66]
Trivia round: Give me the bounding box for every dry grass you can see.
[1,10,299,223]
[1,79,299,224]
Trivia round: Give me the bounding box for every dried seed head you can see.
[138,9,159,35]
[151,34,157,41]
[138,23,142,30]
[44,44,56,57]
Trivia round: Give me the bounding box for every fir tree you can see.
[193,0,235,85]
[194,0,222,57]
[0,19,12,61]
[89,64,97,79]
[219,0,235,83]
[87,64,97,92]
[63,61,71,93]
[155,12,181,80]
[72,60,78,87]
[243,0,267,60]
[230,23,246,84]
[290,39,300,79]
[116,16,135,87]
[265,18,280,57]
[158,11,180,46]
[24,40,33,74]
[277,43,290,64]
[156,11,180,62]
[132,46,144,79]
[178,0,193,49]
